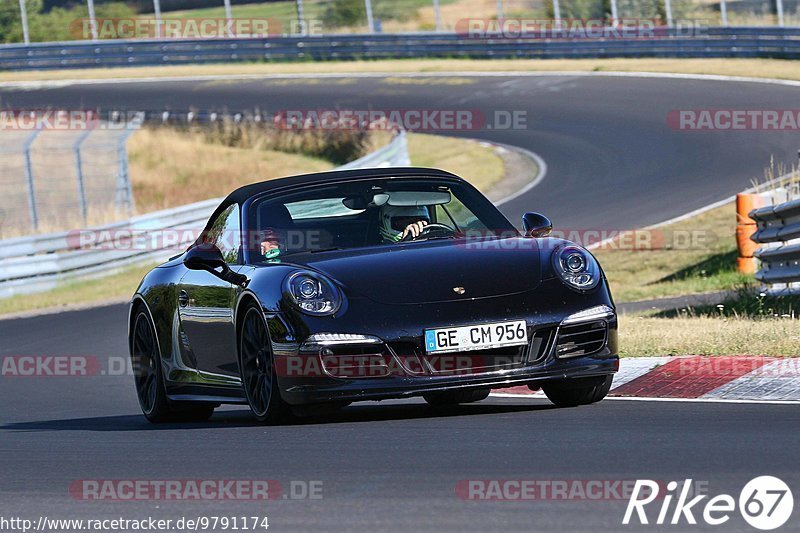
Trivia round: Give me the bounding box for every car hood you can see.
[302,237,542,305]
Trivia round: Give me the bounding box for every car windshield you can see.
[245,177,516,262]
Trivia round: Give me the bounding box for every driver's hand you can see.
[401,220,428,240]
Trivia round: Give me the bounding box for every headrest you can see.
[259,203,294,229]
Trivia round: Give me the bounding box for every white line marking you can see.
[642,171,793,230]
[608,356,670,388]
[491,143,548,207]
[5,69,800,89]
[490,393,800,405]
[586,169,795,251]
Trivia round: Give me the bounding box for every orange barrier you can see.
[736,193,766,274]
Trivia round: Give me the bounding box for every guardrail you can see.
[750,195,800,287]
[0,131,409,298]
[4,28,800,70]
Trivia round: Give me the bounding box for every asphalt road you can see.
[1,305,799,532]
[1,74,800,531]
[2,73,799,229]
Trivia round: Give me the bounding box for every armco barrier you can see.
[0,131,410,298]
[750,195,800,286]
[4,28,800,70]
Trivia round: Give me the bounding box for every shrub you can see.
[323,0,366,28]
[180,117,372,167]
[0,0,137,43]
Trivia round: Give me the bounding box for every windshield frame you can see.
[240,175,518,265]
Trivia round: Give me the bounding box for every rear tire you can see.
[130,310,216,423]
[239,305,293,425]
[542,375,613,407]
[423,388,491,407]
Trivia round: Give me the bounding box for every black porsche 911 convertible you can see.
[129,167,618,423]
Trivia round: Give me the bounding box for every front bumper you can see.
[279,350,618,405]
[266,278,618,405]
[270,296,618,405]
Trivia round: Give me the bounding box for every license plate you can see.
[425,320,528,354]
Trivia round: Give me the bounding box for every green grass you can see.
[0,1,137,44]
[406,133,505,192]
[587,199,800,357]
[0,263,153,317]
[612,237,800,357]
[618,314,800,357]
[653,288,800,319]
[594,203,752,303]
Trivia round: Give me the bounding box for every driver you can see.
[379,205,431,243]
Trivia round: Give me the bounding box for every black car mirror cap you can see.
[522,212,553,238]
[184,245,248,287]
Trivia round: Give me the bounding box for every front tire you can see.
[239,305,292,424]
[130,310,215,423]
[542,375,613,407]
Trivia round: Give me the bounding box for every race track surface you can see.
[1,73,798,228]
[1,74,799,531]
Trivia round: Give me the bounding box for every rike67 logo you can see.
[624,476,793,530]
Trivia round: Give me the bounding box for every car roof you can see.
[199,167,469,240]
[223,167,464,206]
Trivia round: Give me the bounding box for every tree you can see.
[323,0,365,28]
[0,0,136,44]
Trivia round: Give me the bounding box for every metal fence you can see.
[0,130,410,298]
[750,186,800,290]
[0,114,141,237]
[6,27,800,70]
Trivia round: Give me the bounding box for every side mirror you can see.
[184,244,248,287]
[522,212,553,238]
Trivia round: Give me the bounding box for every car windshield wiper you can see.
[421,234,458,242]
[276,247,345,257]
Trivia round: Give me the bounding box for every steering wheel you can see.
[401,222,456,241]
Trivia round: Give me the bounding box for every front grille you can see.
[390,325,556,376]
[389,341,525,375]
[421,345,526,375]
[556,320,607,358]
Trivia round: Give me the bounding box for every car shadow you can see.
[0,412,260,432]
[0,400,556,432]
[291,400,557,426]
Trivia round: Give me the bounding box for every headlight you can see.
[283,271,342,316]
[552,244,601,291]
